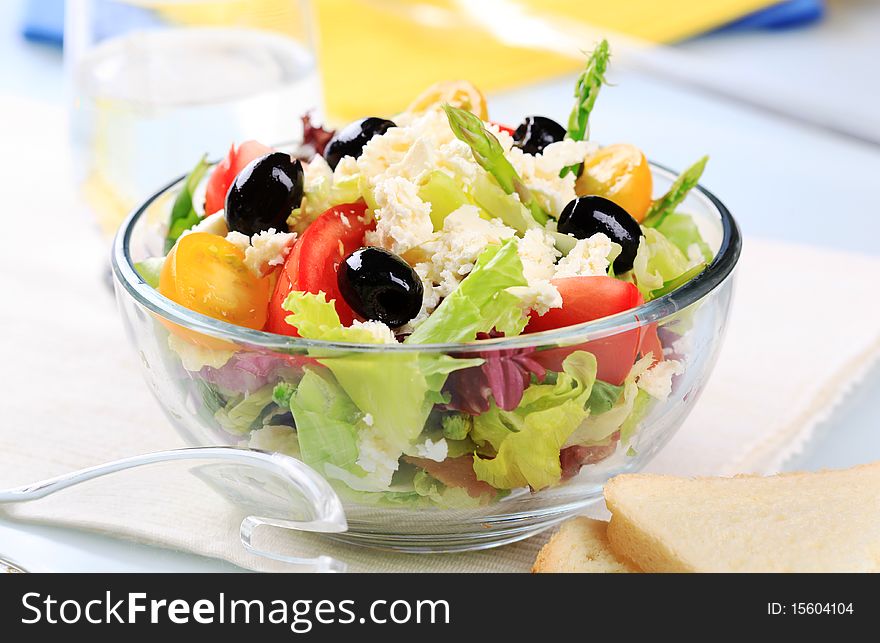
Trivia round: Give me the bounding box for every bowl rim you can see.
[111,162,741,353]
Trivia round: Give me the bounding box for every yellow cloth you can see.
[159,0,780,120]
[314,0,779,119]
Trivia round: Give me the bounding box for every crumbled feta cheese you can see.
[414,438,448,463]
[399,263,442,334]
[246,229,296,275]
[415,205,516,297]
[297,155,335,223]
[362,413,374,427]
[182,211,228,239]
[358,110,478,190]
[350,319,398,343]
[351,432,400,489]
[554,233,613,278]
[507,280,563,316]
[225,230,250,254]
[506,139,596,218]
[364,176,434,255]
[225,228,297,277]
[518,228,561,283]
[636,360,684,401]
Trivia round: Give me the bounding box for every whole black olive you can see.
[338,247,423,327]
[512,116,566,155]
[558,195,643,273]
[323,117,396,169]
[225,152,303,237]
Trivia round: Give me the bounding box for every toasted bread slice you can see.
[533,517,639,573]
[605,462,880,573]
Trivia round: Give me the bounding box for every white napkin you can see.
[2,97,879,572]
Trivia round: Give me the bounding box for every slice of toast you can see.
[532,517,639,573]
[605,462,880,573]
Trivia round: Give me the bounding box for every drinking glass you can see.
[64,0,322,237]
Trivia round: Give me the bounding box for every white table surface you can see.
[1,0,878,572]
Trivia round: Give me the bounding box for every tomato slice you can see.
[204,140,274,215]
[266,203,374,336]
[526,276,644,385]
[160,232,272,330]
[576,143,653,222]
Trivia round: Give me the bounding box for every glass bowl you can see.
[111,164,740,552]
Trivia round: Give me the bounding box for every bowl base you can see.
[324,497,599,553]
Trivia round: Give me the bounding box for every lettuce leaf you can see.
[406,238,529,344]
[655,212,713,262]
[213,385,279,435]
[586,380,624,415]
[419,170,472,230]
[288,367,363,476]
[632,227,694,299]
[281,291,481,491]
[470,351,598,490]
[470,171,540,235]
[134,257,164,288]
[282,291,387,344]
[566,354,654,447]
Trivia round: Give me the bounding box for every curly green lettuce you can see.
[406,238,529,344]
[470,351,598,490]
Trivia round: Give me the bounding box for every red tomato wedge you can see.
[526,276,644,385]
[266,203,374,336]
[204,140,273,215]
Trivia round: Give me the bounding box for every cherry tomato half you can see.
[160,232,271,330]
[526,276,644,385]
[576,143,653,223]
[266,203,374,335]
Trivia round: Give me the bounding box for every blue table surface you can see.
[1,0,878,571]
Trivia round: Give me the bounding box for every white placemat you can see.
[2,96,878,572]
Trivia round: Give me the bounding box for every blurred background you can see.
[1,0,878,570]
[3,0,879,250]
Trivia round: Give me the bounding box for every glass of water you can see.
[64,0,322,237]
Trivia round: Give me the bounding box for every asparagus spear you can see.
[443,104,549,225]
[567,39,611,142]
[560,39,611,178]
[642,156,709,228]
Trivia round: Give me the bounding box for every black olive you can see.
[323,117,396,169]
[338,247,423,328]
[225,152,303,236]
[512,116,566,155]
[557,195,643,273]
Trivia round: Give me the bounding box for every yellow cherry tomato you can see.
[160,232,271,330]
[405,80,489,121]
[576,144,653,222]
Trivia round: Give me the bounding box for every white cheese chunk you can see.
[554,233,613,278]
[518,228,561,283]
[636,360,685,401]
[507,280,563,316]
[225,228,297,277]
[182,211,228,239]
[416,205,516,297]
[413,438,448,463]
[350,319,398,344]
[365,176,435,256]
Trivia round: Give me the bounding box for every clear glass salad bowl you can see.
[111,164,740,552]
